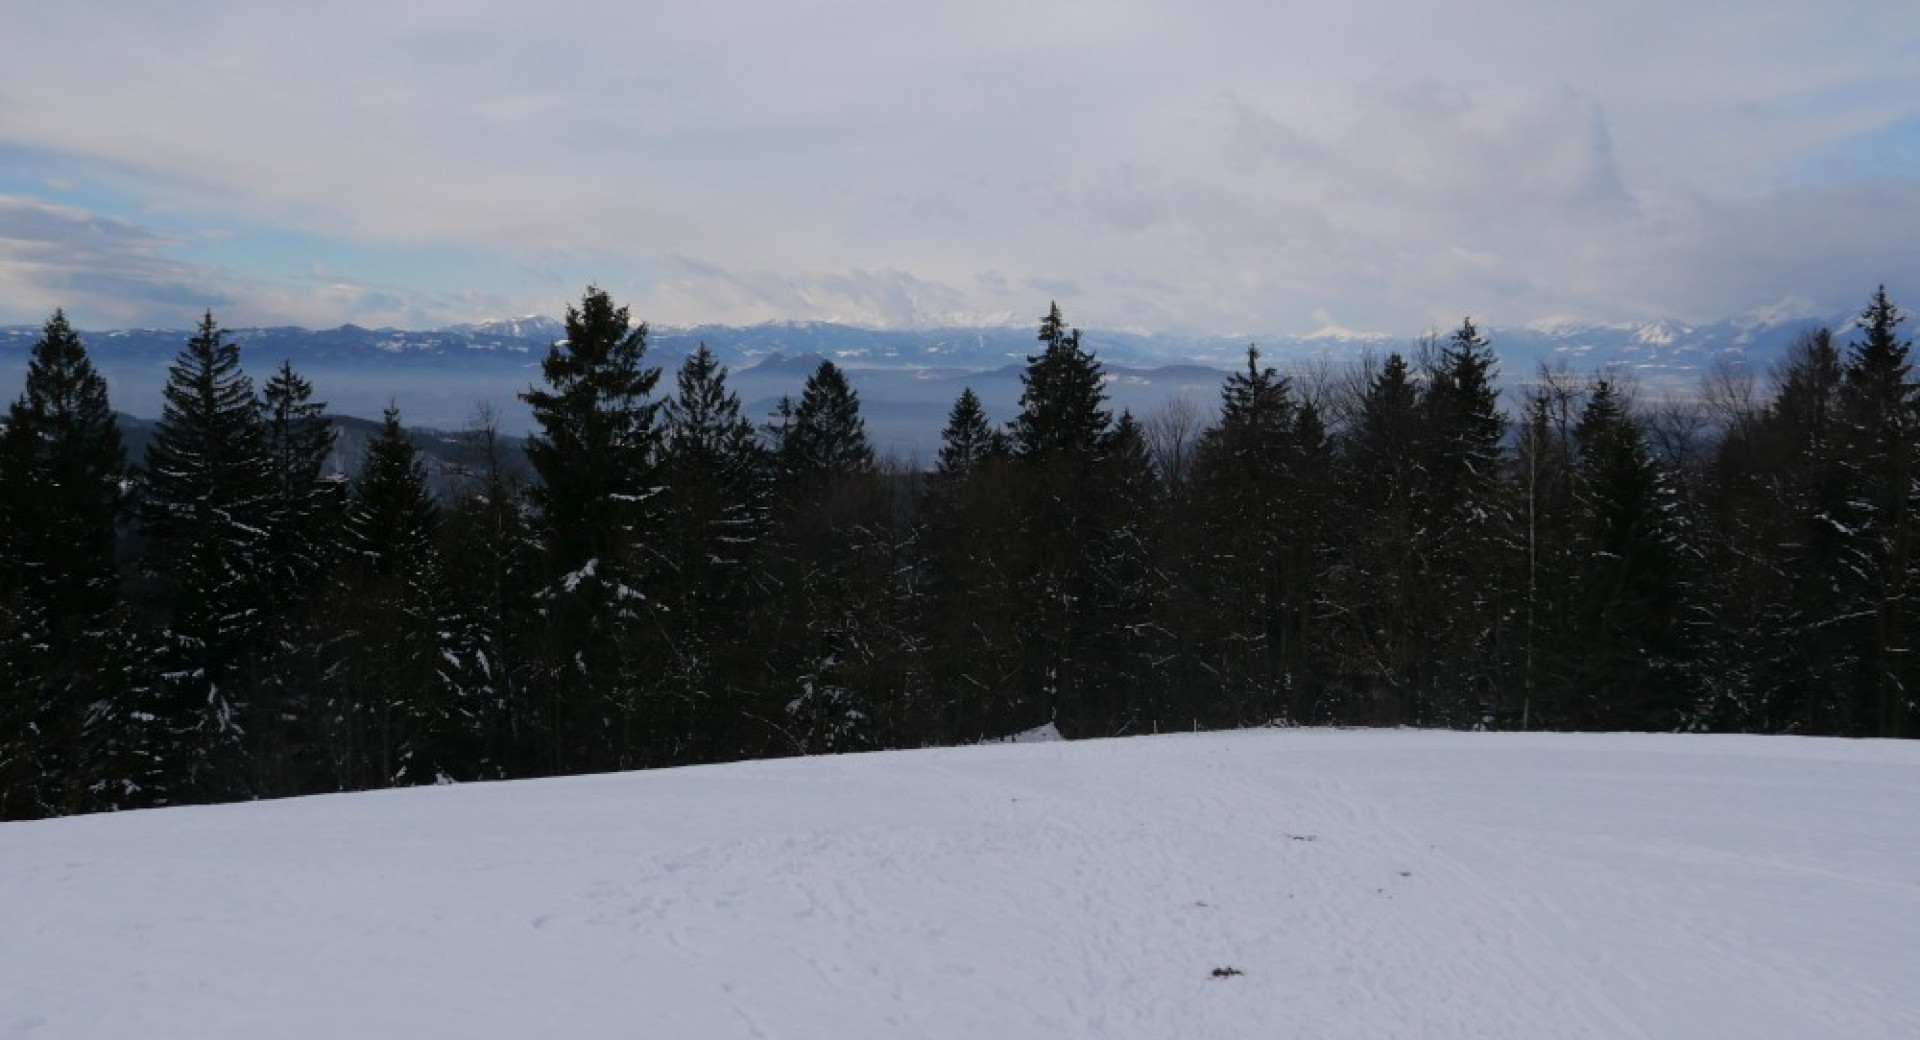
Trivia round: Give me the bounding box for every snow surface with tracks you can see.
[3,729,1916,1039]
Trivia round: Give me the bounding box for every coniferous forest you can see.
[1,286,1915,819]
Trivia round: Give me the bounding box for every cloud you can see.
[650,256,975,328]
[0,195,531,330]
[1,1,1917,333]
[0,196,231,325]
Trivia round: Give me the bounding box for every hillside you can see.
[2,729,1913,1039]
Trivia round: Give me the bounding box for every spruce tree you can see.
[321,405,471,788]
[1330,351,1429,723]
[1081,410,1171,735]
[1513,369,1583,730]
[774,360,876,481]
[1189,347,1330,727]
[1834,287,1917,736]
[248,360,341,795]
[1011,302,1111,462]
[0,310,127,646]
[1567,380,1689,729]
[919,387,1020,742]
[0,310,130,817]
[522,286,663,580]
[931,387,1005,485]
[761,358,897,754]
[138,311,273,803]
[1005,302,1119,735]
[519,286,665,772]
[1418,319,1510,726]
[259,361,339,601]
[440,407,540,778]
[658,345,768,761]
[1699,332,1847,732]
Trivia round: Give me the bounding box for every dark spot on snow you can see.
[1286,833,1317,842]
[1211,966,1244,979]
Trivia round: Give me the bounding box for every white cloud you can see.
[0,1,1917,331]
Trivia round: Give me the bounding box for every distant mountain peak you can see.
[1632,319,1693,346]
[446,315,566,340]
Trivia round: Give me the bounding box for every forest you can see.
[1,286,1914,819]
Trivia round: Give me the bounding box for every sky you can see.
[2,1,1918,335]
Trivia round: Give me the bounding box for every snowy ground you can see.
[3,730,1916,1039]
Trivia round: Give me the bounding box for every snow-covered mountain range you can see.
[0,313,1842,457]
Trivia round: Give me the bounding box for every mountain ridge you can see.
[0,312,1845,455]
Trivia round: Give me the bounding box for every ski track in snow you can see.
[2,730,1916,1039]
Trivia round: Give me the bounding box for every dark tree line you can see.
[2,288,1915,818]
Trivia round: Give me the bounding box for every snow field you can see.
[2,729,1916,1039]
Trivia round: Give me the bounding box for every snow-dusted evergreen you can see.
[3,287,1919,821]
[137,312,275,804]
[0,311,131,816]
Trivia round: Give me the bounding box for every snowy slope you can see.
[3,730,1916,1039]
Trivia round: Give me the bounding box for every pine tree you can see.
[138,311,273,804]
[0,310,130,817]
